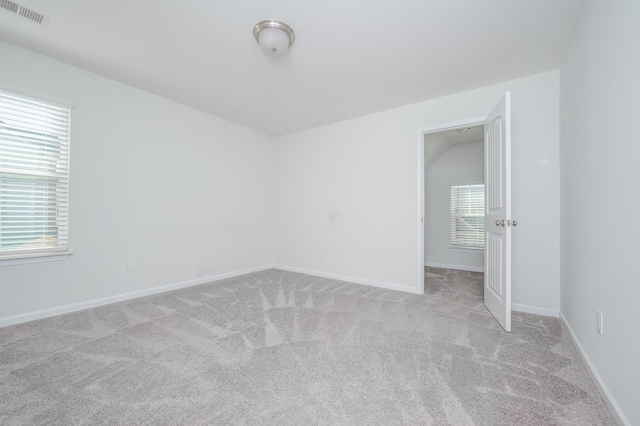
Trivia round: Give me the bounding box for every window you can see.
[0,89,71,260]
[450,183,484,249]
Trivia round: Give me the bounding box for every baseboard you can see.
[425,262,484,273]
[274,264,422,295]
[0,264,274,328]
[560,312,629,426]
[512,303,559,318]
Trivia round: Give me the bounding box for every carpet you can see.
[0,267,615,425]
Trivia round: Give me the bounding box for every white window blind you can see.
[450,183,484,249]
[0,89,71,258]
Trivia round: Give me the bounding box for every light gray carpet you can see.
[0,267,615,425]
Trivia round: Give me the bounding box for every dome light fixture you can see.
[253,20,295,56]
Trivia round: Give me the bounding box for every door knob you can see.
[512,220,518,227]
[495,219,505,227]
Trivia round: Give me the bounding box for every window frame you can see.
[0,87,72,265]
[450,182,485,250]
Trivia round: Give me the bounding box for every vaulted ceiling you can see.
[0,0,585,135]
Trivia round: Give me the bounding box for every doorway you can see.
[423,125,485,275]
[416,117,485,295]
[416,92,513,332]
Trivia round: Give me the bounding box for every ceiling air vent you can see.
[0,0,50,27]
[0,0,19,13]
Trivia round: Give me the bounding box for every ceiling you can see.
[424,125,484,170]
[0,0,585,136]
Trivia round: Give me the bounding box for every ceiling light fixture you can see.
[455,127,471,133]
[253,20,295,56]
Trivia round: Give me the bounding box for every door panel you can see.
[484,92,512,332]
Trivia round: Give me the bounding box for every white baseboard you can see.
[0,264,274,328]
[424,262,484,273]
[560,312,629,426]
[274,264,422,295]
[512,303,559,318]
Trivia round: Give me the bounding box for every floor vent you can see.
[0,0,50,27]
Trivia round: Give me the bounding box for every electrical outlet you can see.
[596,311,604,335]
[319,248,325,257]
[123,260,132,272]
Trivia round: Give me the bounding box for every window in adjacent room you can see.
[450,183,484,249]
[0,89,71,260]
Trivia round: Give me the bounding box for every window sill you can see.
[0,251,72,267]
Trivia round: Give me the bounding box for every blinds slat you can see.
[0,101,69,115]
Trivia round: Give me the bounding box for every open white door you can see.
[484,92,512,332]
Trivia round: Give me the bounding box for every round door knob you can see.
[512,220,518,227]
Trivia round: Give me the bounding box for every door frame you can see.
[416,117,486,294]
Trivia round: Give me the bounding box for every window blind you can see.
[0,89,71,258]
[450,184,484,249]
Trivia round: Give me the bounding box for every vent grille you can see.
[0,0,50,27]
[19,6,44,23]
[0,0,19,13]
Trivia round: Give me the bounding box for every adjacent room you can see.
[0,1,638,424]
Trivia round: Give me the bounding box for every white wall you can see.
[425,141,484,271]
[560,1,640,424]
[0,45,562,323]
[0,41,275,323]
[275,70,560,313]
